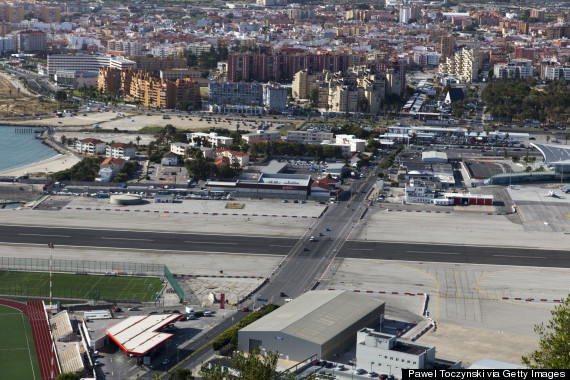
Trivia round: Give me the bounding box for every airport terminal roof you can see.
[531,143,570,164]
[105,314,180,356]
[240,290,384,345]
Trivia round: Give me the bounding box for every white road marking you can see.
[18,233,70,238]
[184,241,237,245]
[269,245,293,248]
[493,254,546,259]
[101,237,153,241]
[406,250,460,255]
[351,248,373,251]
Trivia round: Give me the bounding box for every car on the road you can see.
[242,307,250,312]
[162,359,169,365]
[303,246,309,251]
[337,364,345,371]
[325,362,334,368]
[325,227,331,231]
[369,372,378,378]
[356,368,366,375]
[94,359,101,366]
[280,292,287,297]
[309,236,316,242]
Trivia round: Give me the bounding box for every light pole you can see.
[388,364,392,376]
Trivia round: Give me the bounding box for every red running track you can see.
[0,299,60,380]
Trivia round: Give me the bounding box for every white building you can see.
[187,132,233,147]
[438,48,480,82]
[356,328,461,379]
[262,84,287,111]
[171,142,191,156]
[334,134,366,152]
[76,138,106,155]
[107,40,143,56]
[161,152,179,166]
[242,130,282,143]
[544,66,570,81]
[0,36,15,52]
[400,6,411,24]
[47,54,136,77]
[286,129,334,144]
[494,59,533,79]
[404,179,437,203]
[106,143,136,159]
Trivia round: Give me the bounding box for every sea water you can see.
[0,126,58,173]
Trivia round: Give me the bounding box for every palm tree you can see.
[136,136,141,146]
[565,134,569,145]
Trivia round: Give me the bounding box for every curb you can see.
[501,297,561,303]
[327,288,426,296]
[173,274,265,279]
[386,209,455,214]
[53,207,319,219]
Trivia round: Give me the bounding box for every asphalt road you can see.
[0,225,296,255]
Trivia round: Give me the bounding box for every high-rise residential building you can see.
[438,48,480,82]
[288,8,315,20]
[346,9,371,22]
[543,66,570,81]
[186,43,215,57]
[494,59,533,79]
[399,6,411,24]
[97,67,122,93]
[107,40,143,57]
[530,9,545,22]
[440,36,455,59]
[208,82,287,111]
[227,51,355,82]
[34,5,61,23]
[0,36,14,52]
[256,0,287,6]
[122,71,200,109]
[16,31,47,52]
[159,69,201,81]
[0,4,24,23]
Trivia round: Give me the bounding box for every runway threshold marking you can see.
[18,233,71,238]
[406,250,460,255]
[184,241,237,245]
[100,237,153,241]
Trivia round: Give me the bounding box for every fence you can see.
[0,257,164,277]
[164,265,185,303]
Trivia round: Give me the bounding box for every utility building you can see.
[238,290,385,362]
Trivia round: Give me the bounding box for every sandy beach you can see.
[0,152,80,177]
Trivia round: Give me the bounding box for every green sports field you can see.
[0,271,163,301]
[0,304,41,380]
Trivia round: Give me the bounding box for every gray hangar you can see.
[238,290,385,362]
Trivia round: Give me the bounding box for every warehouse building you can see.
[238,290,385,362]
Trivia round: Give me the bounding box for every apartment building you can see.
[334,134,366,152]
[440,36,455,59]
[208,82,287,111]
[227,51,354,82]
[170,142,191,157]
[186,43,215,57]
[530,9,545,22]
[108,40,142,56]
[286,129,334,144]
[47,54,135,77]
[413,52,440,67]
[106,143,136,159]
[16,31,47,52]
[123,71,201,109]
[97,67,122,93]
[438,48,480,82]
[187,132,233,147]
[242,130,282,143]
[288,8,315,20]
[0,4,24,23]
[75,138,106,155]
[34,5,61,23]
[160,69,201,81]
[0,36,14,52]
[128,56,187,72]
[494,59,533,79]
[543,66,570,81]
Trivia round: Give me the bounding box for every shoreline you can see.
[0,152,80,177]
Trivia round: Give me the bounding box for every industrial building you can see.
[238,290,385,362]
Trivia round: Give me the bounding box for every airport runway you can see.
[0,225,297,255]
[0,225,568,268]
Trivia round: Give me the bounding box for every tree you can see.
[522,295,570,369]
[565,134,569,145]
[169,368,195,380]
[309,88,319,109]
[136,136,141,146]
[200,349,298,380]
[546,135,551,144]
[55,90,68,103]
[56,373,81,380]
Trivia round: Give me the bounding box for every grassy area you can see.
[0,271,164,301]
[0,304,41,380]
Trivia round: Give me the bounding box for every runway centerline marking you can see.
[101,237,153,242]
[184,241,237,245]
[18,233,70,238]
[406,250,460,255]
[493,254,546,259]
[268,245,293,248]
[351,248,373,251]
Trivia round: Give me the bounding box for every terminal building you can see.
[238,290,385,362]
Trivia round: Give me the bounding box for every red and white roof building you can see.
[105,314,180,356]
